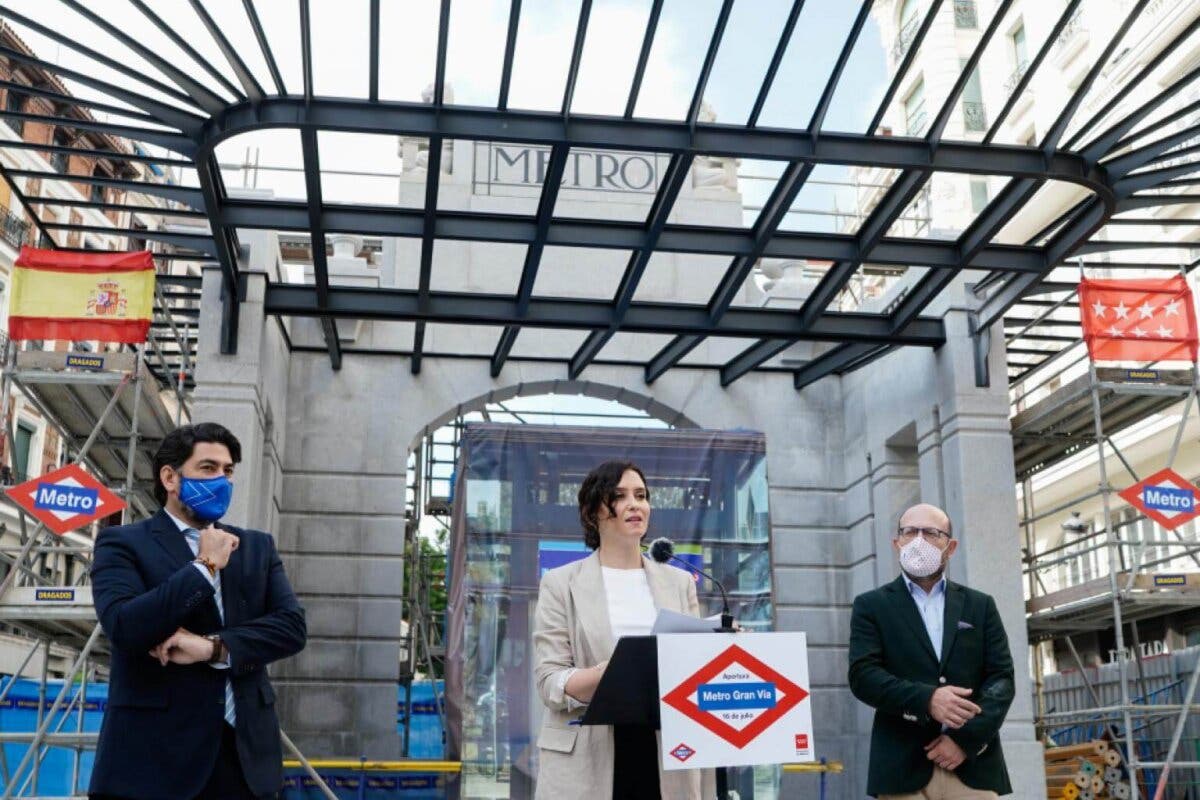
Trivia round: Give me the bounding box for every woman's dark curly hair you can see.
[578,460,648,550]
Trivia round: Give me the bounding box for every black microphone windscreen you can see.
[648,537,674,563]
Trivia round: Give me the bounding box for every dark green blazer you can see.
[848,575,1014,797]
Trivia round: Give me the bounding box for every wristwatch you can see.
[206,634,227,664]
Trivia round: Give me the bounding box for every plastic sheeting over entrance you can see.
[445,423,774,799]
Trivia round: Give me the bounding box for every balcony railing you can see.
[1004,60,1030,98]
[893,15,920,62]
[0,208,29,250]
[906,110,929,137]
[963,100,987,132]
[954,0,978,29]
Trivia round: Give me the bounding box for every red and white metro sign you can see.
[6,463,124,535]
[1119,468,1200,531]
[657,632,814,770]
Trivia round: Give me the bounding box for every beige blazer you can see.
[532,550,711,800]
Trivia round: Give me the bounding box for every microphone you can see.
[646,537,735,632]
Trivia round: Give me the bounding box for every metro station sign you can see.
[5,463,125,535]
[1119,468,1200,530]
[658,634,814,770]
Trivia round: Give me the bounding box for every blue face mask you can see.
[178,474,234,524]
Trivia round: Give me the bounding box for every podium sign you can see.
[658,632,814,770]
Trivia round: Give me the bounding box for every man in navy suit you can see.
[89,422,306,800]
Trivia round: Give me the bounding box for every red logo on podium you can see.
[670,743,695,763]
[662,644,808,749]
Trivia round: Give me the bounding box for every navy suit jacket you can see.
[88,510,306,799]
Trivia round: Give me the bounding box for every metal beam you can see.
[300,127,342,370]
[0,6,201,114]
[189,0,266,103]
[368,0,380,101]
[625,0,664,118]
[58,0,228,116]
[203,99,1108,192]
[569,153,693,379]
[244,0,288,95]
[747,0,805,127]
[0,78,163,127]
[4,170,205,210]
[1069,10,1200,153]
[264,282,946,345]
[0,109,195,156]
[490,145,569,376]
[194,156,242,355]
[645,161,815,383]
[497,0,522,111]
[984,0,1081,144]
[0,137,193,170]
[129,0,245,101]
[411,0,452,376]
[867,0,943,135]
[218,199,1049,272]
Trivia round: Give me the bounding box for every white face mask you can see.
[899,535,945,578]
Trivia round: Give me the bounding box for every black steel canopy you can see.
[0,0,1195,390]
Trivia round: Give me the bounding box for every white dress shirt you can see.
[165,510,235,725]
[902,573,946,661]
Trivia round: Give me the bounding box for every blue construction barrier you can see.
[0,676,450,797]
[0,675,107,797]
[397,680,445,759]
[282,770,457,800]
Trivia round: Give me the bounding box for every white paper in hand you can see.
[651,608,722,634]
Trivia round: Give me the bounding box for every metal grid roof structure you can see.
[0,0,1195,389]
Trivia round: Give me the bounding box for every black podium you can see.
[581,635,734,800]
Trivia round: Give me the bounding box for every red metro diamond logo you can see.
[670,743,696,763]
[662,644,808,749]
[1119,467,1200,531]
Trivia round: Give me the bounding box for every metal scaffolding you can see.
[1021,327,1200,798]
[0,286,340,798]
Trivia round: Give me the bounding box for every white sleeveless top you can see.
[601,566,657,640]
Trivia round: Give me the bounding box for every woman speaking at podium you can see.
[532,460,707,800]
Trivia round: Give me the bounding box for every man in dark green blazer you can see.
[848,503,1014,798]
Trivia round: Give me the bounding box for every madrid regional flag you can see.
[1078,275,1199,363]
[8,247,155,344]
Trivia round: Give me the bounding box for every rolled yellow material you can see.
[1062,783,1081,800]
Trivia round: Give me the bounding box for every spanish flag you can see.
[8,247,155,343]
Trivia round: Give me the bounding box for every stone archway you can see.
[408,378,701,452]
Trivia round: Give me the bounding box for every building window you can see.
[50,130,71,173]
[961,60,986,132]
[970,178,989,213]
[1005,23,1030,97]
[894,0,921,61]
[954,0,978,29]
[4,88,25,137]
[905,79,928,136]
[12,421,34,484]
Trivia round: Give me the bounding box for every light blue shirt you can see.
[902,573,946,661]
[165,511,235,725]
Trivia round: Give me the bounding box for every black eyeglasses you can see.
[897,526,950,542]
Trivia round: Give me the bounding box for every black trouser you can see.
[92,723,270,800]
[612,725,661,800]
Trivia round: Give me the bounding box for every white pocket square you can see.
[957,620,974,630]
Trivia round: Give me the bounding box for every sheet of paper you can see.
[651,608,722,634]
